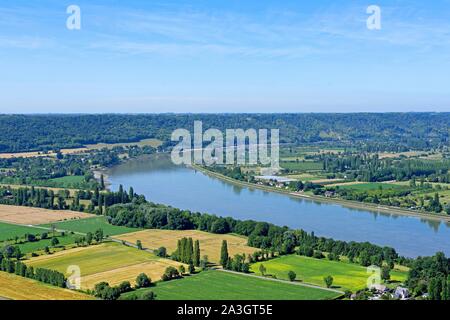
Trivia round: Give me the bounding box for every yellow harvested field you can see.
[0,184,79,195]
[326,181,367,187]
[115,229,258,264]
[378,151,423,159]
[311,178,346,184]
[82,259,183,289]
[84,138,162,150]
[26,242,186,290]
[0,151,46,159]
[0,204,93,225]
[0,139,162,159]
[0,272,93,300]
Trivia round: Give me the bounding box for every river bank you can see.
[191,164,450,224]
[97,154,450,223]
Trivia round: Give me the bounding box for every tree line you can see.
[0,254,66,288]
[106,201,400,269]
[0,184,141,214]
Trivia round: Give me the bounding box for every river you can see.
[107,154,450,258]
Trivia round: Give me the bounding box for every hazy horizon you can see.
[1,111,449,115]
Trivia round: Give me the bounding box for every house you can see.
[369,284,388,293]
[324,191,335,198]
[394,287,410,300]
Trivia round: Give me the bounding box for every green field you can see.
[48,176,86,188]
[121,270,340,300]
[26,242,155,276]
[336,182,406,191]
[280,161,323,171]
[0,222,45,242]
[15,234,77,253]
[40,216,139,236]
[251,255,407,291]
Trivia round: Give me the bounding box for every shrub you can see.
[135,273,151,288]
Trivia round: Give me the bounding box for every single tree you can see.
[220,240,229,266]
[259,264,267,276]
[188,262,195,274]
[86,232,93,245]
[100,174,105,190]
[140,291,156,300]
[193,240,201,267]
[288,270,296,282]
[118,281,132,294]
[135,273,151,289]
[178,265,186,275]
[381,266,391,282]
[94,228,104,243]
[324,275,334,288]
[200,255,209,270]
[51,237,60,247]
[155,246,167,257]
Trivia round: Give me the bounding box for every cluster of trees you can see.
[0,183,142,215]
[1,245,23,260]
[426,193,443,213]
[87,185,140,215]
[74,228,104,246]
[295,232,398,268]
[161,266,181,281]
[219,240,249,273]
[0,186,69,210]
[320,153,450,184]
[0,145,156,190]
[207,166,253,183]
[406,252,450,299]
[288,180,323,193]
[326,186,447,214]
[171,237,200,268]
[0,256,66,287]
[93,273,153,300]
[0,156,98,189]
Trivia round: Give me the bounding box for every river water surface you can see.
[108,155,450,257]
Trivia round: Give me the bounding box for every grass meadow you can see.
[280,161,323,171]
[121,270,340,300]
[0,222,45,242]
[40,216,140,236]
[250,255,408,291]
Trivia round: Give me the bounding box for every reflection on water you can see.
[107,154,450,258]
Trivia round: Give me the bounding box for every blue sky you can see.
[0,0,450,113]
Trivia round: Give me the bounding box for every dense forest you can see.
[1,113,449,152]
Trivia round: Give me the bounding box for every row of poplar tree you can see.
[172,237,201,267]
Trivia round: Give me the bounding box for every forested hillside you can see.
[0,113,449,153]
